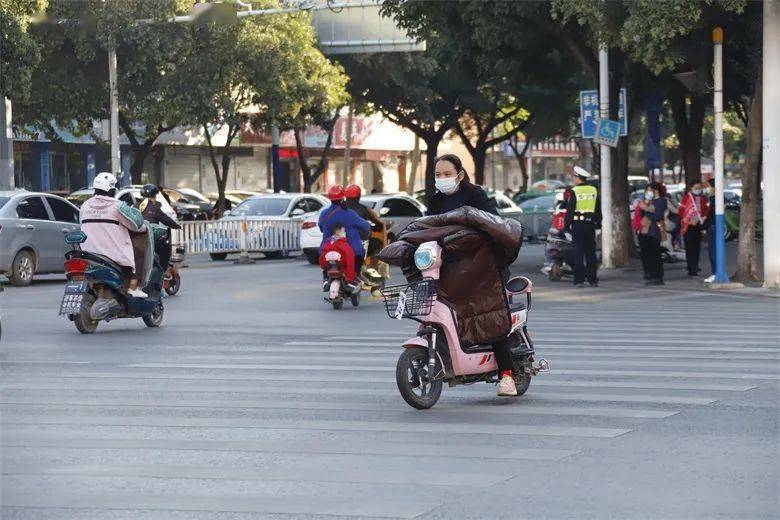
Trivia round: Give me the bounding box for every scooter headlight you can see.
[414,246,436,270]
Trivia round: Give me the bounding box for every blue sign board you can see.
[579,88,628,138]
[594,119,621,147]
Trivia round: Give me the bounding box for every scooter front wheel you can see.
[396,347,443,410]
[143,302,164,327]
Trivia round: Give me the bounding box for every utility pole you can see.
[0,98,13,189]
[763,0,780,288]
[712,27,730,284]
[271,126,281,192]
[598,46,614,268]
[108,46,121,181]
[342,104,353,185]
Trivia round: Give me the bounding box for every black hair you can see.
[95,188,115,197]
[707,178,715,187]
[435,153,464,173]
[435,154,471,182]
[329,223,345,235]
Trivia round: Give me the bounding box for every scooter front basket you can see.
[380,278,437,320]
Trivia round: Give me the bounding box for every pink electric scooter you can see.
[381,241,549,409]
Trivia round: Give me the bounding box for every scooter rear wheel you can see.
[396,347,443,410]
[513,373,531,396]
[73,293,99,334]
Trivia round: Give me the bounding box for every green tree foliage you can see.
[381,0,585,186]
[338,51,464,198]
[554,0,761,279]
[172,4,347,207]
[0,0,48,98]
[11,0,192,182]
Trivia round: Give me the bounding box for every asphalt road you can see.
[1,246,778,519]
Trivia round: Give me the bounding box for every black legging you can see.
[638,234,664,281]
[354,255,364,278]
[683,225,702,275]
[155,239,172,271]
[492,336,513,372]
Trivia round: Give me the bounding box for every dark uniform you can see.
[564,182,600,286]
[139,198,180,270]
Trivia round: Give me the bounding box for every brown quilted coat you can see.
[378,207,523,347]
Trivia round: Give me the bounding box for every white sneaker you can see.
[497,375,518,397]
[704,275,715,283]
[128,287,149,298]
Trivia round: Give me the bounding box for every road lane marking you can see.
[0,435,580,461]
[0,398,678,419]
[2,461,509,488]
[119,363,780,379]
[0,415,633,438]
[0,490,435,518]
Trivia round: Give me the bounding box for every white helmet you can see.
[573,166,591,179]
[93,172,117,192]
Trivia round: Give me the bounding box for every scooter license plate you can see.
[59,281,88,315]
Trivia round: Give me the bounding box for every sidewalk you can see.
[592,245,778,298]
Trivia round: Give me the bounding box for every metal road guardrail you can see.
[171,217,302,256]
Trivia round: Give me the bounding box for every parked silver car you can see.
[0,191,81,285]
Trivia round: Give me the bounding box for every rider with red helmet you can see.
[318,185,370,289]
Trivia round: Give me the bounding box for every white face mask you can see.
[692,189,702,195]
[644,191,654,201]
[435,176,460,195]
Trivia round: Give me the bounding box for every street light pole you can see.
[712,27,729,284]
[0,98,13,189]
[108,46,121,181]
[598,46,613,268]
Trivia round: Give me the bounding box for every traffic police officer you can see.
[564,166,601,287]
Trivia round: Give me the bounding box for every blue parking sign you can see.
[594,119,621,147]
[580,88,628,138]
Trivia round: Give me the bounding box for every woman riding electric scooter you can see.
[425,154,518,397]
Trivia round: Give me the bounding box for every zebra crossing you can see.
[1,282,778,518]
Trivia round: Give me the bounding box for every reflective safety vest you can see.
[572,184,598,214]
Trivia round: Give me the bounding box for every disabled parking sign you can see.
[594,118,621,148]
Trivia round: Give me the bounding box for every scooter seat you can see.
[75,251,124,274]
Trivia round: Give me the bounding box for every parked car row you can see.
[2,183,564,283]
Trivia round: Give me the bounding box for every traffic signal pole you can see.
[712,28,729,284]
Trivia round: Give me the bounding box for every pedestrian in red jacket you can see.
[319,224,357,283]
[678,182,709,276]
